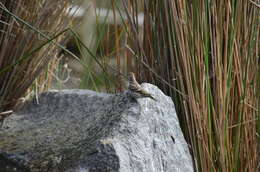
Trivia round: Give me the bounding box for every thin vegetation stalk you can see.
[124,0,259,171]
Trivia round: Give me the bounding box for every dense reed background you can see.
[123,0,259,171]
[0,0,82,114]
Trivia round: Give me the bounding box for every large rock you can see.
[0,84,194,172]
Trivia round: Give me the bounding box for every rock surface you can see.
[0,83,194,172]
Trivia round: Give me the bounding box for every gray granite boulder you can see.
[0,83,194,172]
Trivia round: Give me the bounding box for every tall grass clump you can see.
[123,0,259,171]
[0,0,82,114]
